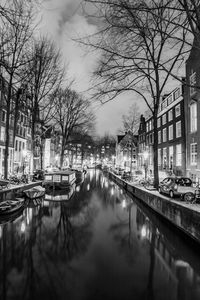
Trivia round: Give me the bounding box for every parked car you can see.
[158,177,193,198]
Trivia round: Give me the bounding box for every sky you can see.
[35,0,142,136]
[35,0,185,137]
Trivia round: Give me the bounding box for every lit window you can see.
[169,125,173,140]
[190,143,197,165]
[176,121,181,138]
[163,128,167,142]
[0,127,5,141]
[169,146,173,169]
[163,147,167,168]
[175,104,181,117]
[190,71,196,95]
[176,144,182,166]
[190,102,197,132]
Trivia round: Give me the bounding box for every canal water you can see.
[0,169,200,300]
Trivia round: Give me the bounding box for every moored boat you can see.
[24,186,45,199]
[43,170,76,190]
[0,198,25,215]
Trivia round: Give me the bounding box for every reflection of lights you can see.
[43,200,49,207]
[76,185,80,192]
[122,199,126,209]
[21,222,26,233]
[143,151,149,160]
[110,187,114,196]
[0,226,2,239]
[175,260,189,267]
[87,184,90,191]
[141,225,147,238]
[26,208,33,225]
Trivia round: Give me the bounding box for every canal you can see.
[0,169,200,300]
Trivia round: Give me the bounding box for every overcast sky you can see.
[35,0,145,136]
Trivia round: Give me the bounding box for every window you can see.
[157,118,161,128]
[190,71,196,95]
[176,121,181,138]
[163,128,167,142]
[168,94,173,105]
[176,144,182,166]
[158,149,161,166]
[149,120,152,131]
[2,110,6,122]
[0,127,5,141]
[162,114,166,125]
[174,88,181,100]
[169,125,173,140]
[169,146,173,169]
[15,140,18,151]
[163,147,167,168]
[190,102,197,132]
[175,104,181,117]
[162,99,167,109]
[9,130,13,144]
[158,131,161,144]
[190,143,197,165]
[168,109,173,121]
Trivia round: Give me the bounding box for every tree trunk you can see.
[4,79,13,179]
[153,110,159,188]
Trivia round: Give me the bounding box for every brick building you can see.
[184,39,200,183]
[138,84,186,178]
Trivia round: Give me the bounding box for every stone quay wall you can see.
[109,172,200,246]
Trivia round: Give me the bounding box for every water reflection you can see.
[0,170,200,299]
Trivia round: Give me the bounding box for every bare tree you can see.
[0,0,33,179]
[81,0,188,187]
[22,37,65,170]
[51,88,95,167]
[121,103,141,135]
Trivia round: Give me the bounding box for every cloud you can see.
[36,0,144,136]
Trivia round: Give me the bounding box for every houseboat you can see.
[43,170,76,190]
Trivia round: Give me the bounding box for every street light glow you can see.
[143,151,149,160]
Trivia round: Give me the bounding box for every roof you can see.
[117,135,125,144]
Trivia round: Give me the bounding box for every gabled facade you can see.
[184,39,200,183]
[116,132,138,171]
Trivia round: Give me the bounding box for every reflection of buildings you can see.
[136,207,200,300]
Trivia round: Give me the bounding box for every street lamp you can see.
[143,151,149,180]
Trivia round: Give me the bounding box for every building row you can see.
[116,41,200,183]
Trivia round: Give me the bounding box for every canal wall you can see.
[109,172,200,246]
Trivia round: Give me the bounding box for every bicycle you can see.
[139,177,155,190]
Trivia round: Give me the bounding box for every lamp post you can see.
[143,151,149,181]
